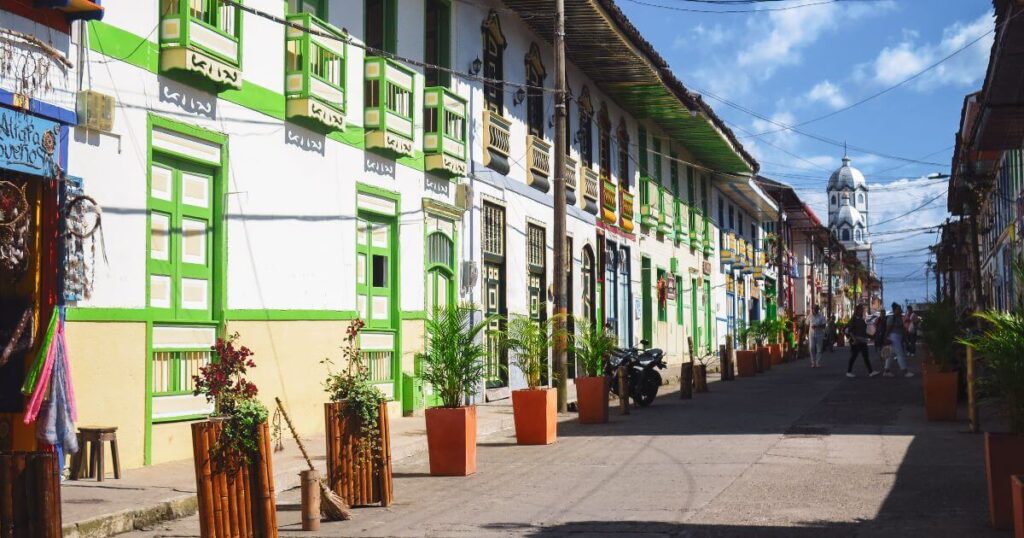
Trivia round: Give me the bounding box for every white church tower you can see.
[827,152,873,270]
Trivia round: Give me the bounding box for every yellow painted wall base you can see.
[65,321,147,469]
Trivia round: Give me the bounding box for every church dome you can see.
[830,193,864,228]
[828,156,867,191]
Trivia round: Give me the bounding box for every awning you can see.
[717,173,778,221]
[973,0,1024,151]
[498,0,757,175]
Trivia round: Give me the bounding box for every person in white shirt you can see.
[809,304,828,368]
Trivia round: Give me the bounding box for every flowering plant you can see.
[194,332,267,461]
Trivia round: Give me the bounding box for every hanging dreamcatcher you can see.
[0,180,30,280]
[62,193,104,302]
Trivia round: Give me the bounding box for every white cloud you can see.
[675,23,728,49]
[871,11,994,89]
[806,80,848,109]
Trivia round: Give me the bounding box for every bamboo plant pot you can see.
[325,401,393,507]
[0,451,62,538]
[1012,475,1023,538]
[768,344,784,366]
[191,420,277,538]
[922,370,958,421]
[735,350,757,377]
[694,365,709,393]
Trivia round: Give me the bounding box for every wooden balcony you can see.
[564,155,578,206]
[689,210,700,249]
[526,135,552,192]
[659,188,674,235]
[742,242,755,275]
[482,109,511,175]
[721,231,736,264]
[159,0,242,90]
[580,166,599,215]
[619,189,634,232]
[601,179,617,224]
[424,87,467,179]
[702,216,713,257]
[285,13,346,132]
[364,57,416,159]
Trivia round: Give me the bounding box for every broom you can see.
[274,397,352,521]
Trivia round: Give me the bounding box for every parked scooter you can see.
[605,340,666,407]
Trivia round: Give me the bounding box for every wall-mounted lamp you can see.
[469,57,482,76]
[513,87,527,106]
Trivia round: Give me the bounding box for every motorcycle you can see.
[604,340,667,407]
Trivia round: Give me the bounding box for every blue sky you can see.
[616,0,993,306]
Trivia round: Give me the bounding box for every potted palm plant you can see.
[322,319,391,506]
[190,333,277,537]
[418,304,494,476]
[920,301,958,422]
[569,317,617,424]
[735,320,758,377]
[961,307,1024,530]
[505,315,558,445]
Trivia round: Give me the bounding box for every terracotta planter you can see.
[1012,475,1024,538]
[757,346,771,371]
[191,420,277,538]
[921,362,942,376]
[512,388,557,445]
[325,401,393,507]
[784,349,797,363]
[575,377,609,424]
[985,432,1024,529]
[836,333,846,347]
[923,371,958,421]
[694,364,709,392]
[768,344,784,365]
[0,451,61,538]
[425,406,477,476]
[736,350,757,377]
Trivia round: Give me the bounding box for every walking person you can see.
[809,305,827,368]
[883,303,914,378]
[845,305,879,378]
[904,305,920,357]
[873,308,888,366]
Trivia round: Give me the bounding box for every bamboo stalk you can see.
[12,453,27,537]
[191,423,216,538]
[213,426,229,538]
[260,422,278,535]
[379,402,393,507]
[301,470,321,531]
[239,463,251,538]
[38,453,58,538]
[967,347,978,433]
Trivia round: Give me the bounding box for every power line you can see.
[872,192,946,227]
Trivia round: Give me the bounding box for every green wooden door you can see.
[704,280,713,353]
[356,215,394,330]
[148,157,215,322]
[641,256,652,344]
[691,278,700,353]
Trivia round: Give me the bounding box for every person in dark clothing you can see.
[874,308,888,364]
[846,305,879,378]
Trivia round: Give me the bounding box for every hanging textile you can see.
[23,310,77,427]
[21,309,57,398]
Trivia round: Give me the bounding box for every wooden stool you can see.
[71,426,120,481]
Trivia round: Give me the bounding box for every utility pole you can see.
[776,208,785,317]
[825,245,833,320]
[552,0,568,413]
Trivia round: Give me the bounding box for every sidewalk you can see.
[60,401,521,538]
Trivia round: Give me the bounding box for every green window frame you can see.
[676,275,684,326]
[652,138,662,184]
[527,223,546,321]
[424,0,452,88]
[285,0,326,17]
[365,0,397,54]
[425,230,456,314]
[638,127,648,177]
[641,256,653,344]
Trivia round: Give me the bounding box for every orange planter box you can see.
[769,344,783,365]
[575,377,609,424]
[735,350,757,377]
[986,433,1024,529]
[923,370,957,421]
[512,388,557,445]
[425,406,477,476]
[757,346,771,371]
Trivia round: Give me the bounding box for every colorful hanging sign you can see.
[0,108,61,178]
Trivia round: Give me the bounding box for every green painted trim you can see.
[144,320,153,465]
[65,308,151,321]
[152,413,208,425]
[225,309,359,321]
[401,310,427,320]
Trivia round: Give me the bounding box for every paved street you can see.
[127,350,998,537]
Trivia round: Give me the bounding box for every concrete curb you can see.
[62,411,519,538]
